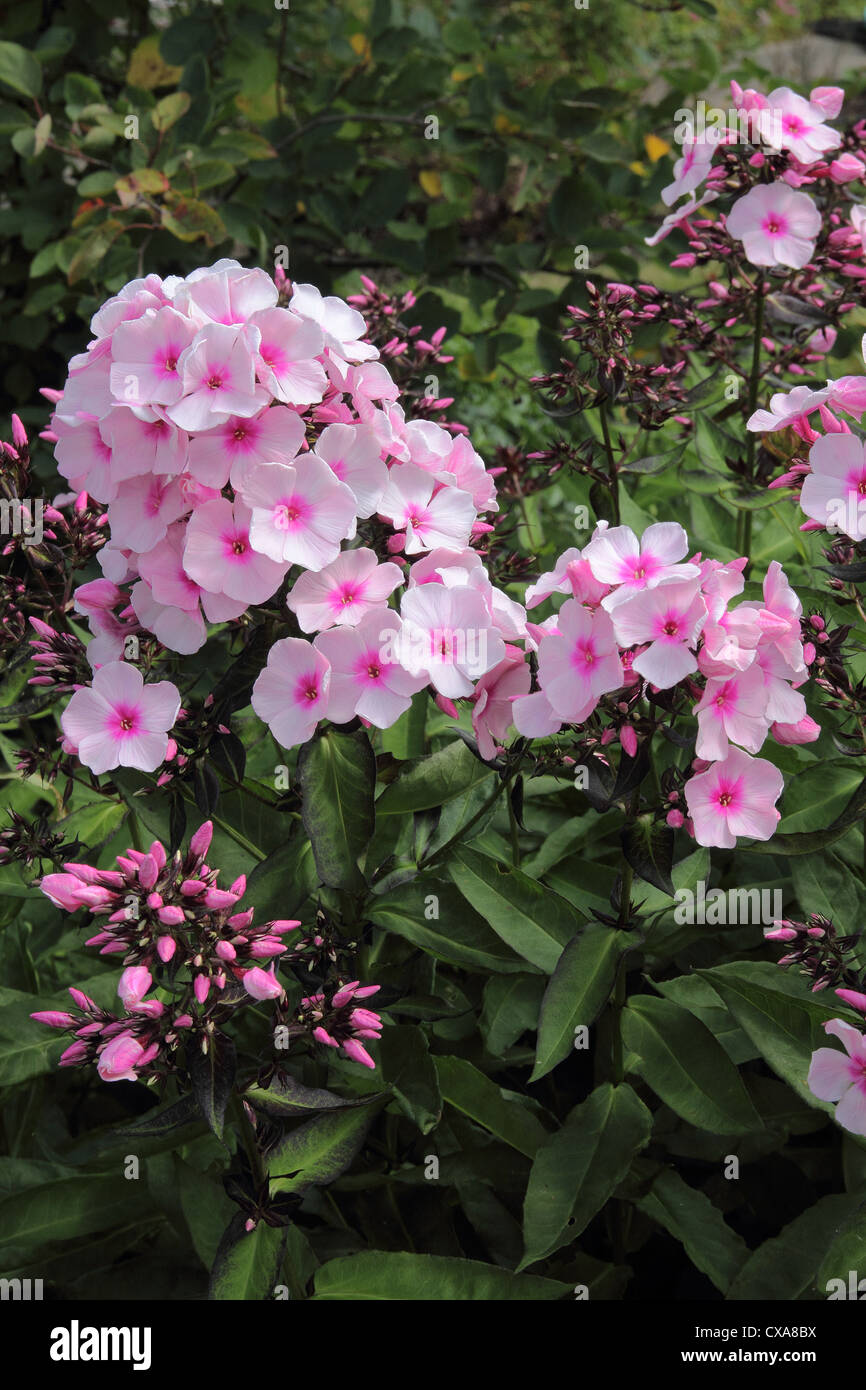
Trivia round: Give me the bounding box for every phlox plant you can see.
[5,85,866,1304]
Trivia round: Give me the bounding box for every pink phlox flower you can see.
[187,404,306,491]
[759,87,841,164]
[589,522,700,610]
[525,546,610,609]
[801,433,866,541]
[168,322,268,431]
[109,306,198,406]
[287,547,403,632]
[398,582,505,698]
[378,463,476,554]
[61,661,181,775]
[240,455,357,569]
[661,135,716,207]
[608,579,706,687]
[535,598,624,722]
[808,1019,866,1134]
[313,609,426,727]
[313,422,389,518]
[183,497,288,602]
[247,305,328,405]
[726,182,820,269]
[471,645,531,760]
[645,190,719,246]
[251,636,331,748]
[694,665,771,760]
[290,282,379,372]
[684,746,784,848]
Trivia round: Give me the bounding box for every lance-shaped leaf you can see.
[696,961,844,1110]
[376,737,493,814]
[378,1024,442,1133]
[729,1194,860,1300]
[531,925,628,1081]
[299,728,375,891]
[621,995,762,1134]
[448,847,579,972]
[621,817,674,895]
[187,1032,236,1141]
[435,1055,548,1158]
[520,1083,652,1269]
[635,1168,749,1294]
[246,1075,378,1119]
[267,1097,385,1195]
[312,1252,570,1300]
[367,876,526,974]
[209,1212,286,1301]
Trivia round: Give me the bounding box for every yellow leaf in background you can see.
[236,86,280,123]
[643,133,671,163]
[419,170,442,198]
[296,200,306,214]
[494,113,520,135]
[126,36,183,91]
[349,33,371,61]
[629,160,647,176]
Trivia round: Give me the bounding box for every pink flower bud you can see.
[242,967,283,1001]
[157,936,177,963]
[189,821,213,859]
[30,1010,75,1029]
[194,975,210,1004]
[97,1035,144,1082]
[342,1038,376,1069]
[118,966,152,1009]
[835,988,866,1014]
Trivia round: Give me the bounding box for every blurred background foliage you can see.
[0,0,849,449]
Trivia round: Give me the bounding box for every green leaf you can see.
[448,847,579,972]
[742,769,866,855]
[160,191,226,245]
[299,728,375,891]
[0,1178,148,1258]
[696,961,843,1110]
[0,42,42,99]
[209,1212,285,1301]
[520,1083,652,1268]
[622,817,674,895]
[376,738,493,814]
[622,995,762,1134]
[246,1075,376,1118]
[367,876,526,973]
[267,1100,385,1195]
[635,1168,749,1293]
[531,926,626,1081]
[816,1200,866,1293]
[151,90,191,131]
[481,973,546,1056]
[729,1194,860,1300]
[187,1032,236,1140]
[378,1024,442,1133]
[434,1055,548,1158]
[312,1252,569,1300]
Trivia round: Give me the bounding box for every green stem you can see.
[405,691,428,759]
[230,1095,266,1190]
[422,743,526,870]
[508,788,521,867]
[599,402,620,524]
[744,282,765,477]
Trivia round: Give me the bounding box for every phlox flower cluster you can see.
[31,819,382,1082]
[515,521,817,849]
[44,260,508,769]
[747,342,866,544]
[766,913,866,1135]
[650,81,866,275]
